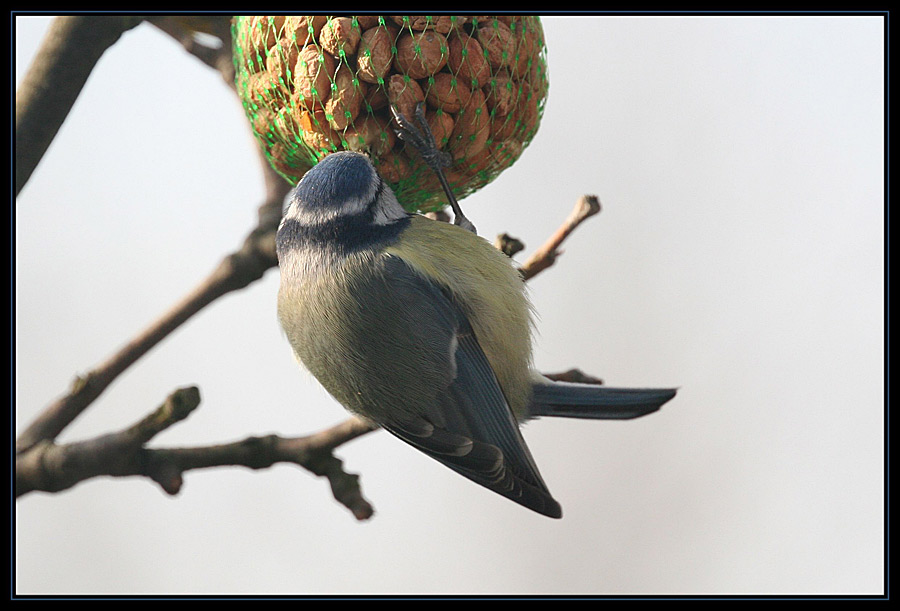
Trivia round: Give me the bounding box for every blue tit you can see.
[275,151,677,518]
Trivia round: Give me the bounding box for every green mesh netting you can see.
[232,15,549,212]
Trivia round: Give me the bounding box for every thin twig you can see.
[424,210,451,223]
[494,233,526,258]
[518,194,602,281]
[543,368,604,385]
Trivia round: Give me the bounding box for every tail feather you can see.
[528,380,677,420]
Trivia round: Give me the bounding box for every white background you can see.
[15,15,885,595]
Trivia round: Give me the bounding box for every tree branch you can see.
[145,16,236,88]
[15,15,144,196]
[543,368,604,385]
[15,386,202,497]
[518,194,602,280]
[494,233,526,258]
[152,417,377,520]
[15,388,377,520]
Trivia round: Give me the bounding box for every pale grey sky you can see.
[15,15,885,595]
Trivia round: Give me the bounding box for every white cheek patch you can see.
[288,192,372,225]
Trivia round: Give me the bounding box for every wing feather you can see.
[378,255,562,518]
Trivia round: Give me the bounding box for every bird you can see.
[275,123,676,519]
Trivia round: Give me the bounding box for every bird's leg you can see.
[391,103,477,234]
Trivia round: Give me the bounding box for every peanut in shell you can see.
[357,25,397,84]
[319,17,361,57]
[394,30,449,79]
[425,72,472,113]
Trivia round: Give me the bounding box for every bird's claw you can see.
[391,103,447,171]
[391,103,477,234]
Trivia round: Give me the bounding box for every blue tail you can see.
[528,379,677,420]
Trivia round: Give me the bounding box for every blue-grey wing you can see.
[379,255,562,518]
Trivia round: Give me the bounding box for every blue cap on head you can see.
[293,152,377,213]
